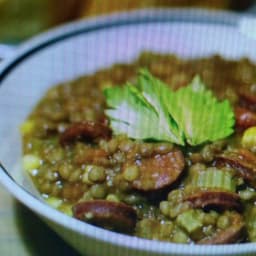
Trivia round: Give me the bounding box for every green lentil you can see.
[203,211,218,226]
[107,138,119,154]
[239,189,256,201]
[106,194,120,202]
[158,221,174,240]
[81,191,93,201]
[123,165,140,182]
[90,184,107,199]
[58,163,73,180]
[88,166,106,183]
[217,215,230,229]
[172,229,189,243]
[123,194,144,205]
[159,201,170,216]
[82,165,95,185]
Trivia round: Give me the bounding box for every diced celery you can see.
[20,120,35,135]
[193,168,235,192]
[22,154,41,173]
[242,127,256,150]
[176,209,202,234]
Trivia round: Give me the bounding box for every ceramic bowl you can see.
[1,9,256,256]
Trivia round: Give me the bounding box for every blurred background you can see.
[0,0,255,43]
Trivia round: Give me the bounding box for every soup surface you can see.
[21,52,256,244]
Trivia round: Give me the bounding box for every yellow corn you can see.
[242,126,256,150]
[20,120,35,135]
[22,154,41,173]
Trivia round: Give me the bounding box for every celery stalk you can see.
[192,168,235,192]
[176,209,202,234]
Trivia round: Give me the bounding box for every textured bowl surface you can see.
[1,9,256,256]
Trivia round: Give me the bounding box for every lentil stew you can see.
[21,52,256,244]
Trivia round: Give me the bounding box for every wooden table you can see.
[0,184,80,256]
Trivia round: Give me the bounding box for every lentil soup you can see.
[21,52,256,244]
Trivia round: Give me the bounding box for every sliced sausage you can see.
[235,107,256,130]
[185,190,242,212]
[123,150,185,191]
[214,149,256,188]
[198,213,245,244]
[73,200,137,233]
[239,91,256,111]
[59,121,112,146]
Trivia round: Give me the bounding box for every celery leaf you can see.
[104,70,234,146]
[167,76,235,145]
[104,72,185,144]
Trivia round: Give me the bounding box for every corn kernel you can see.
[242,126,256,150]
[22,154,41,173]
[59,204,73,216]
[45,197,62,208]
[20,120,35,135]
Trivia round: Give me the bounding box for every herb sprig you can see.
[104,69,234,146]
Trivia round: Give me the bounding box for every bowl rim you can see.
[0,8,256,255]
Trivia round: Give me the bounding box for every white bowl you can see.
[1,9,256,256]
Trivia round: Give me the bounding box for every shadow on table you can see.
[13,200,80,256]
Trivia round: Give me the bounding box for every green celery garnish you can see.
[104,69,234,146]
[167,76,235,145]
[104,73,185,145]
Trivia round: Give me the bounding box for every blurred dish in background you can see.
[0,0,82,42]
[80,0,254,16]
[0,0,254,42]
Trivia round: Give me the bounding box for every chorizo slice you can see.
[60,121,112,146]
[198,213,245,244]
[239,91,256,111]
[235,107,256,130]
[185,190,242,211]
[123,150,185,191]
[73,200,137,233]
[214,149,256,188]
